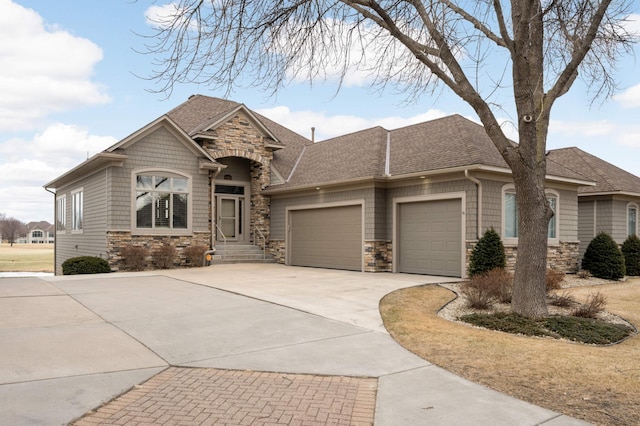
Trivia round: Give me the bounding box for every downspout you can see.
[45,187,57,275]
[384,131,391,177]
[464,169,482,239]
[210,167,223,250]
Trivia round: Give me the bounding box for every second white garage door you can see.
[397,199,462,277]
[289,205,362,271]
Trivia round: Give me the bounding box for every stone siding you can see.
[203,112,275,245]
[465,240,580,275]
[364,240,392,272]
[107,231,211,271]
[269,240,286,264]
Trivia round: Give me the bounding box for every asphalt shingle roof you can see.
[138,95,592,189]
[166,95,311,179]
[547,147,640,195]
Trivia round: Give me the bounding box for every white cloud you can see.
[0,0,110,132]
[145,3,181,28]
[617,125,640,148]
[0,123,117,222]
[256,106,448,141]
[622,13,640,35]
[613,82,640,109]
[549,119,617,138]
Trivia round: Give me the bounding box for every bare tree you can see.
[0,216,25,247]
[144,0,636,318]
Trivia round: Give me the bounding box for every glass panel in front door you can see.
[219,198,237,239]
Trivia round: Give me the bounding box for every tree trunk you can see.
[510,166,550,318]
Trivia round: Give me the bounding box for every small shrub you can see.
[153,242,177,269]
[549,291,576,308]
[581,232,626,280]
[461,268,513,308]
[62,256,111,275]
[572,292,607,319]
[120,245,149,271]
[468,228,506,277]
[460,280,494,309]
[577,269,592,279]
[546,269,565,292]
[183,245,207,266]
[621,234,640,276]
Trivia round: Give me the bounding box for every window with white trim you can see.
[56,195,66,231]
[503,187,557,240]
[628,203,638,236]
[135,174,189,230]
[71,189,83,231]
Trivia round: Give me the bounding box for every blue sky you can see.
[1,0,639,224]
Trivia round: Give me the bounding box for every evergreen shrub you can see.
[581,232,625,280]
[62,256,111,275]
[621,234,640,276]
[468,227,506,277]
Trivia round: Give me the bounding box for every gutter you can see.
[464,170,482,239]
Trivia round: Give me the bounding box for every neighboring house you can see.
[45,94,594,276]
[547,147,640,258]
[18,221,55,244]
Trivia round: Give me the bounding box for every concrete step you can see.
[211,244,275,264]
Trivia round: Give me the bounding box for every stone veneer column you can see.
[364,241,392,272]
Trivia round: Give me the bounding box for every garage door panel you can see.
[398,199,462,277]
[290,205,362,271]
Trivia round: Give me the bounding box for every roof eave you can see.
[264,176,381,195]
[578,190,640,198]
[264,163,594,194]
[44,153,128,190]
[193,132,283,150]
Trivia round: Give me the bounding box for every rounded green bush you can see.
[468,227,506,277]
[62,256,111,275]
[581,232,625,280]
[621,234,640,276]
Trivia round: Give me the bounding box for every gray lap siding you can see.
[54,170,108,274]
[387,178,477,241]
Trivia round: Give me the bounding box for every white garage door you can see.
[398,199,462,277]
[289,205,362,271]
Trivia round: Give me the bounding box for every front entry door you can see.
[217,196,246,242]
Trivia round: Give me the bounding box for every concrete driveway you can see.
[0,264,588,425]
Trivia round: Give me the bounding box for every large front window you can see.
[504,190,557,240]
[136,174,189,230]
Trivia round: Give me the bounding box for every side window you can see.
[71,189,83,232]
[56,195,66,231]
[629,204,638,236]
[547,195,557,239]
